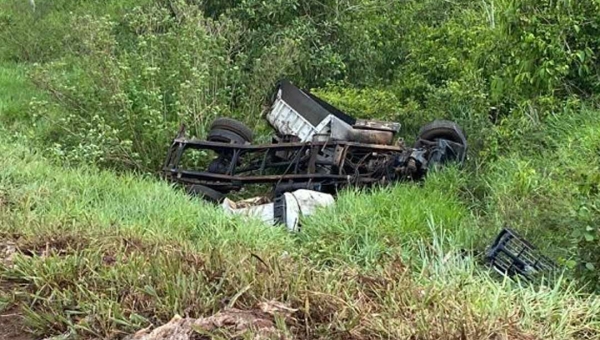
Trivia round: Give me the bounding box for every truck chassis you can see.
[163,125,465,196]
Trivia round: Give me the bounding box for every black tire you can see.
[185,184,225,203]
[207,128,247,144]
[207,157,229,174]
[414,120,467,148]
[210,118,253,143]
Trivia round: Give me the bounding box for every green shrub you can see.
[4,0,599,171]
[0,0,155,62]
[495,0,600,99]
[28,2,299,170]
[311,86,415,127]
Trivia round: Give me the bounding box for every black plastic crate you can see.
[486,228,557,281]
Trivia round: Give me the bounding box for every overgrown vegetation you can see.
[2,0,598,170]
[1,140,599,338]
[1,0,600,337]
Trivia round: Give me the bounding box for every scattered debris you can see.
[222,189,335,231]
[0,241,18,267]
[486,228,558,281]
[163,79,467,208]
[128,301,296,340]
[41,330,75,340]
[223,196,271,209]
[257,300,298,317]
[102,254,117,266]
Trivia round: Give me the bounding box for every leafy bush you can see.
[0,0,154,62]
[28,2,299,170]
[3,0,598,170]
[311,86,414,126]
[495,0,600,99]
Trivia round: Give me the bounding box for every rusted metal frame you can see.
[229,149,337,175]
[226,148,242,175]
[171,142,186,170]
[343,142,403,152]
[227,147,291,175]
[343,158,358,174]
[270,142,310,189]
[366,161,392,181]
[171,139,404,153]
[237,159,301,174]
[307,143,321,174]
[168,169,350,184]
[259,148,271,175]
[343,148,367,178]
[355,152,372,169]
[172,139,322,151]
[162,142,178,170]
[290,143,309,175]
[353,119,401,133]
[163,138,405,187]
[336,145,349,175]
[347,146,397,181]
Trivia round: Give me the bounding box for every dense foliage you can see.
[0,0,599,289]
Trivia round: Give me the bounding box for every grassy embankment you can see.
[1,62,600,339]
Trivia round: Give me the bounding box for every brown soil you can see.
[0,241,33,340]
[0,304,33,340]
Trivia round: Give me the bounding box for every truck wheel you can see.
[414,120,467,148]
[207,128,247,144]
[185,184,224,203]
[210,118,253,143]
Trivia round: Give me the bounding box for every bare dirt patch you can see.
[0,306,33,340]
[0,281,32,340]
[1,241,32,340]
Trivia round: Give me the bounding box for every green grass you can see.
[0,127,599,339]
[300,170,477,266]
[0,63,35,125]
[0,143,294,254]
[0,131,472,265]
[477,108,600,266]
[0,0,599,335]
[0,58,599,338]
[0,23,599,336]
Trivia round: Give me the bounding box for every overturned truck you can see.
[163,80,468,202]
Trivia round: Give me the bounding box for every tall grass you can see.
[0,0,599,336]
[1,132,599,338]
[0,63,36,127]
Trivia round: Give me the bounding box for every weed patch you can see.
[0,145,598,338]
